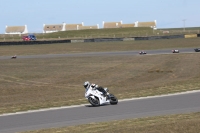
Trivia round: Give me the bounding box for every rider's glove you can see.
[91,84,96,90]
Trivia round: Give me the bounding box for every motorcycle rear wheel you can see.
[88,97,100,106]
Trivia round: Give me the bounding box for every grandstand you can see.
[5,25,28,34]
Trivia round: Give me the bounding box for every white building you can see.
[5,25,28,34]
[135,20,157,29]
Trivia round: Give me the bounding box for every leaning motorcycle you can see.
[85,87,118,106]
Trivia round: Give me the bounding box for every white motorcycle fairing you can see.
[85,85,118,106]
[85,88,110,106]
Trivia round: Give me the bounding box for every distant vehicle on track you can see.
[22,36,30,41]
[11,55,17,59]
[139,51,147,55]
[22,34,36,41]
[194,48,200,52]
[172,49,179,53]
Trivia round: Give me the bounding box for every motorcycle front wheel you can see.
[88,97,100,106]
[109,94,118,105]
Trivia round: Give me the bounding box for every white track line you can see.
[0,90,200,117]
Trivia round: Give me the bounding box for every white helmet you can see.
[83,81,90,88]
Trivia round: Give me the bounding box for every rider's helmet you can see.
[83,81,90,89]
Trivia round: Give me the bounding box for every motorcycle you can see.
[172,49,179,53]
[139,51,147,55]
[85,86,118,106]
[11,55,17,59]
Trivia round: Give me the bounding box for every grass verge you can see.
[22,112,200,133]
[0,53,200,114]
[0,38,200,114]
[0,38,200,56]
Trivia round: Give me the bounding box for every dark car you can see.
[194,48,200,52]
[28,34,37,40]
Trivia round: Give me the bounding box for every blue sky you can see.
[0,0,200,33]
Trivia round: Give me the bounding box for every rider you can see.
[83,81,108,97]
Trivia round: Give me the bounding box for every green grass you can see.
[0,38,200,114]
[0,27,154,41]
[159,27,200,31]
[22,112,200,133]
[1,26,200,41]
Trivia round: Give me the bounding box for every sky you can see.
[0,0,200,33]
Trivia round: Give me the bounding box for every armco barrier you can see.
[134,35,184,41]
[84,39,95,42]
[161,35,184,39]
[84,38,123,42]
[134,37,149,40]
[149,35,184,40]
[184,34,197,38]
[94,38,123,42]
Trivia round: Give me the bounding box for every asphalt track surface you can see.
[0,91,200,133]
[0,47,198,60]
[0,48,200,133]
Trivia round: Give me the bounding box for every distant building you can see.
[5,25,28,34]
[78,24,99,30]
[43,24,64,33]
[135,20,157,29]
[103,21,123,28]
[103,21,135,28]
[65,22,84,31]
[43,22,91,33]
[120,23,135,28]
